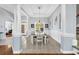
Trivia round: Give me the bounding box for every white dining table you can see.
[31,33,47,45]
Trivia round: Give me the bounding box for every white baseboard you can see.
[13,51,21,54]
[60,49,78,54]
[62,51,74,53]
[60,48,63,52]
[12,46,23,54]
[13,49,22,54]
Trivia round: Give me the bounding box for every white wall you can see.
[65,5,76,34]
[48,5,61,43]
[0,17,11,40]
[0,16,5,32]
[0,7,13,35]
[0,15,7,40]
[61,5,76,51]
[0,8,13,40]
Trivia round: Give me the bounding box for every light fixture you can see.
[38,6,41,21]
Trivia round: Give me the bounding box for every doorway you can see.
[5,21,12,48]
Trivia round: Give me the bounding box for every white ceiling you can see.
[0,4,59,17]
[22,4,59,17]
[0,4,16,13]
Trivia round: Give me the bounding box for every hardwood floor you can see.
[21,35,60,54]
[0,45,13,55]
[21,35,75,55]
[19,53,75,55]
[0,36,75,55]
[0,45,75,55]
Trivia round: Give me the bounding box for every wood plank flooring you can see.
[0,45,75,55]
[21,35,61,54]
[0,36,75,55]
[0,45,13,55]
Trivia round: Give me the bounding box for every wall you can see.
[48,5,76,51]
[60,5,76,51]
[0,16,5,32]
[0,15,5,40]
[48,5,61,43]
[28,17,49,35]
[0,16,11,40]
[65,5,76,34]
[0,7,13,40]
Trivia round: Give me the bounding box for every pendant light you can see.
[38,6,40,22]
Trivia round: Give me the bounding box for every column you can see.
[61,5,76,52]
[12,4,22,54]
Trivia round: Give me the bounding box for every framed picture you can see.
[59,13,61,29]
[54,16,57,25]
[31,24,34,28]
[45,24,49,28]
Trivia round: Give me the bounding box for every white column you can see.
[61,5,76,52]
[13,5,21,37]
[61,5,66,32]
[12,4,22,54]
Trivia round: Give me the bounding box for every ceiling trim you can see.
[21,7,30,17]
[21,4,59,18]
[48,4,60,18]
[0,7,14,19]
